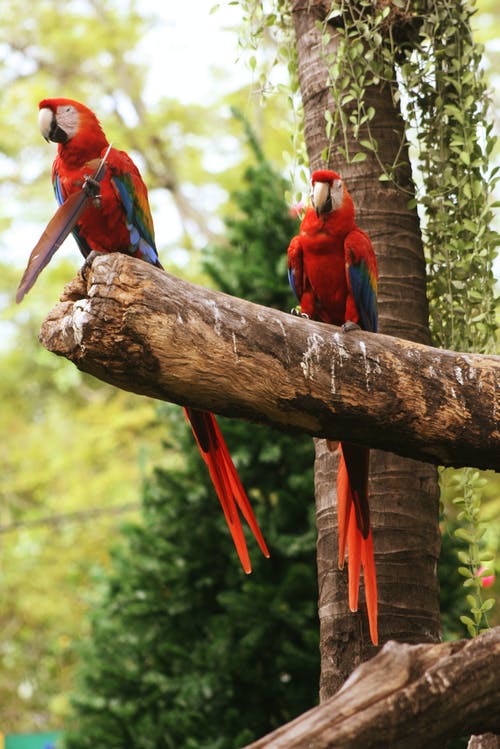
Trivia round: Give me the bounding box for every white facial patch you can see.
[55,104,80,140]
[329,178,344,211]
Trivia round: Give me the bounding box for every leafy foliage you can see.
[403,1,499,354]
[63,138,319,748]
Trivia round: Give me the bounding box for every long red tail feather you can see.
[184,407,269,573]
[347,509,361,612]
[337,443,378,645]
[361,530,378,646]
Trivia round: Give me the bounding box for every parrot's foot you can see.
[82,176,102,208]
[342,320,360,333]
[80,250,99,283]
[291,305,309,319]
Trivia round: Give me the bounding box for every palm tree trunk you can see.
[292,0,441,699]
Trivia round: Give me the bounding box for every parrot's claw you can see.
[291,305,309,318]
[342,320,360,333]
[82,175,102,208]
[80,250,99,282]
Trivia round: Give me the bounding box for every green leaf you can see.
[462,218,477,233]
[444,104,464,124]
[351,151,367,163]
[479,552,495,563]
[460,616,477,636]
[480,598,495,612]
[454,527,474,543]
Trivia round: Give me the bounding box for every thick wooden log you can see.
[39,254,499,471]
[240,626,500,749]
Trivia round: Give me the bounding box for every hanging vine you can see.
[229,0,498,636]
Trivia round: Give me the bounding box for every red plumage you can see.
[288,169,379,645]
[26,97,270,573]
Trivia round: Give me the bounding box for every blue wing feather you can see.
[345,228,378,333]
[53,172,64,207]
[348,259,378,332]
[111,173,159,266]
[288,266,300,302]
[287,236,304,303]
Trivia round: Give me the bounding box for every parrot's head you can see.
[310,169,345,217]
[38,98,108,157]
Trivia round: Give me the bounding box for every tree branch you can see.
[240,626,500,749]
[39,254,499,472]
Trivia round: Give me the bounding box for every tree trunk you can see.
[291,0,441,697]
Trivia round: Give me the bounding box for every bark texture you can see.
[468,736,500,749]
[241,626,500,749]
[291,0,442,692]
[39,255,499,471]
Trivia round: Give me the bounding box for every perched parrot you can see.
[27,97,270,573]
[287,169,378,645]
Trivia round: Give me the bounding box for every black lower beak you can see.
[48,116,68,144]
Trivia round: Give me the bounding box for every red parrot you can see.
[287,169,378,645]
[29,97,269,573]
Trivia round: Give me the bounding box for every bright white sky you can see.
[139,2,248,105]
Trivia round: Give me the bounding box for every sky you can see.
[139,2,248,105]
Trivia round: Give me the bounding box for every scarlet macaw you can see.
[287,169,378,645]
[32,97,269,573]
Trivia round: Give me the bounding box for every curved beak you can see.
[38,107,68,144]
[312,181,331,216]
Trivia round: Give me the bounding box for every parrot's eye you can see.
[55,104,79,140]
